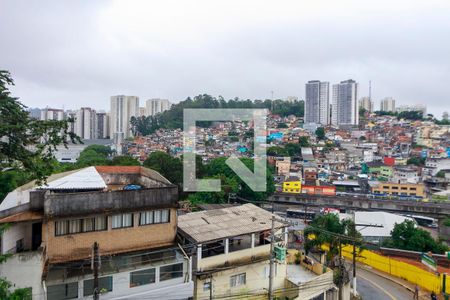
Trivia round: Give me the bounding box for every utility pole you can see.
[268,216,275,299]
[351,223,382,295]
[209,274,213,300]
[270,91,274,112]
[338,236,343,300]
[93,242,100,300]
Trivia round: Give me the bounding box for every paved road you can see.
[353,267,414,300]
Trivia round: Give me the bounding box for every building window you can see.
[55,216,108,236]
[112,213,133,229]
[47,282,78,300]
[230,273,246,287]
[140,211,154,225]
[160,263,183,281]
[139,210,170,226]
[94,216,107,231]
[83,276,113,296]
[203,282,211,292]
[55,220,69,236]
[69,219,82,234]
[130,268,156,287]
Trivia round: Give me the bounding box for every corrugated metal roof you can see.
[38,167,107,190]
[354,211,414,237]
[178,203,286,243]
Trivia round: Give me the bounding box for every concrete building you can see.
[146,98,171,116]
[40,108,64,121]
[110,95,139,140]
[380,97,396,112]
[332,80,359,126]
[178,204,290,299]
[371,182,425,198]
[305,80,330,125]
[95,112,109,139]
[358,97,373,112]
[0,166,192,300]
[74,107,97,140]
[28,108,42,119]
[276,157,291,176]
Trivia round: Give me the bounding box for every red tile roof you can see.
[95,166,141,174]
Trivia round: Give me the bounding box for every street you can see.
[353,266,414,300]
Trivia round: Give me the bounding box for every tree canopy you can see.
[305,214,362,264]
[315,127,326,140]
[143,151,183,186]
[383,220,448,254]
[129,94,305,135]
[0,70,80,184]
[110,155,140,166]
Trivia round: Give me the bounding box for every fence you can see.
[338,244,450,295]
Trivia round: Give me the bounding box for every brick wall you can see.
[42,208,177,263]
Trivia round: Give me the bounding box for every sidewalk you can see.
[357,263,444,300]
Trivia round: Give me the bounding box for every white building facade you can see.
[332,79,359,126]
[146,98,171,116]
[380,97,396,112]
[110,95,139,140]
[305,80,330,125]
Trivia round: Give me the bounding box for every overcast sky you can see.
[1,0,450,116]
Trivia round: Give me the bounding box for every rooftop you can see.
[178,203,287,243]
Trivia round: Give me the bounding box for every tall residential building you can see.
[359,97,374,112]
[96,112,110,139]
[139,107,147,116]
[40,108,64,121]
[28,108,42,119]
[305,80,330,125]
[74,107,97,140]
[146,98,171,116]
[110,95,139,140]
[332,79,359,126]
[380,97,396,112]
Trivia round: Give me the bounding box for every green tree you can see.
[407,157,426,167]
[383,220,448,254]
[285,143,301,157]
[0,171,31,202]
[359,107,367,117]
[204,157,275,202]
[299,136,310,147]
[110,155,141,166]
[305,214,362,265]
[0,70,80,185]
[77,150,109,167]
[315,127,326,140]
[267,146,288,157]
[143,151,182,185]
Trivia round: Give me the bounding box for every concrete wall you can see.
[1,222,33,254]
[198,244,271,271]
[43,186,178,218]
[0,250,45,300]
[195,260,286,300]
[46,257,190,300]
[43,208,177,263]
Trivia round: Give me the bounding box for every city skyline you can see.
[2,1,450,116]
